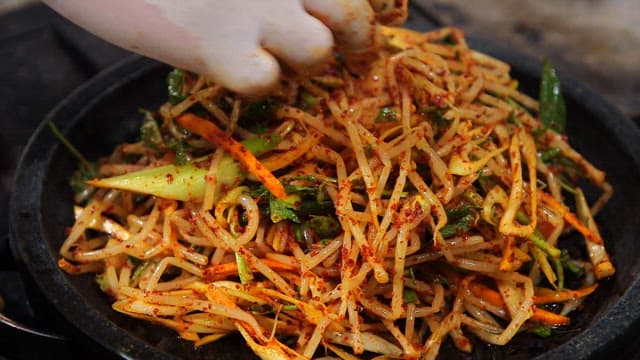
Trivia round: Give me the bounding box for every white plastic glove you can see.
[43,0,377,94]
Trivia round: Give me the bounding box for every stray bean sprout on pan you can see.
[57,26,614,359]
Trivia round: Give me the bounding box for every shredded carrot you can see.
[469,282,570,326]
[176,113,287,199]
[540,192,602,245]
[530,306,570,326]
[533,284,598,304]
[203,258,298,279]
[469,282,504,307]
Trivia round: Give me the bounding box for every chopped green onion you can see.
[539,147,561,163]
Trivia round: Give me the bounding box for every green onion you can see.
[235,252,253,284]
[532,325,552,338]
[403,288,419,304]
[539,147,561,163]
[517,212,561,258]
[130,260,152,286]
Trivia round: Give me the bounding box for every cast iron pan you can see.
[9,25,640,359]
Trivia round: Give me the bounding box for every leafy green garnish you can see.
[376,107,398,123]
[240,99,280,134]
[270,194,301,223]
[403,288,419,304]
[309,216,341,239]
[241,133,281,157]
[167,69,186,105]
[539,59,567,133]
[440,214,475,238]
[139,109,164,149]
[439,203,479,238]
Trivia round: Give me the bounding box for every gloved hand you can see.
[43,0,382,94]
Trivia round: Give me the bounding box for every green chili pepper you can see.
[539,59,566,133]
[88,135,280,202]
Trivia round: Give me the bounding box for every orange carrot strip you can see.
[469,283,504,307]
[176,113,286,199]
[533,284,598,304]
[203,258,298,279]
[469,282,570,326]
[530,306,570,326]
[539,192,602,245]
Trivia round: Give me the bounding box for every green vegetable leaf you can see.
[240,99,280,134]
[139,109,164,149]
[308,216,341,239]
[532,325,552,338]
[376,107,398,123]
[439,214,475,238]
[167,69,186,105]
[560,249,584,277]
[539,59,567,133]
[270,194,301,223]
[403,288,419,304]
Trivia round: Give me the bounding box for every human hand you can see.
[43,0,402,94]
